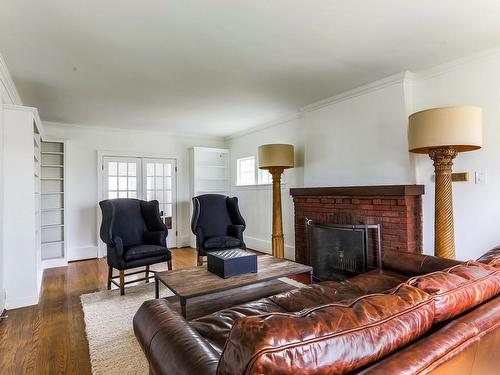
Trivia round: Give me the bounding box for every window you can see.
[258,169,272,184]
[237,156,256,185]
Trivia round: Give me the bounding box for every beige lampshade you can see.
[258,144,295,169]
[408,106,482,154]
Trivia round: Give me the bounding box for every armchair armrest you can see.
[228,224,244,241]
[109,236,124,258]
[144,231,167,247]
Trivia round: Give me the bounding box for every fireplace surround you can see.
[290,185,424,265]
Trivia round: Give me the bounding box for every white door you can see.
[142,158,177,249]
[102,156,177,249]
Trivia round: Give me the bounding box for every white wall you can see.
[411,52,500,260]
[227,117,304,260]
[44,123,224,261]
[303,76,414,186]
[227,51,500,261]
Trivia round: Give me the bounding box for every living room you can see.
[1,1,499,374]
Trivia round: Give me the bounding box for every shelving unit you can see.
[190,147,230,246]
[40,140,66,266]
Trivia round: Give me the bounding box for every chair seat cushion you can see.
[124,244,168,261]
[203,236,242,250]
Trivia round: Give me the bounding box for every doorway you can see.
[101,156,177,249]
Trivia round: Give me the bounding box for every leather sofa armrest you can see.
[382,250,463,276]
[227,224,244,240]
[133,299,219,375]
[143,231,167,247]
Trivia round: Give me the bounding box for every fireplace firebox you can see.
[306,219,381,281]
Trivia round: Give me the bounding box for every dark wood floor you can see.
[0,248,200,375]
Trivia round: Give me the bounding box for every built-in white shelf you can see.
[40,140,66,264]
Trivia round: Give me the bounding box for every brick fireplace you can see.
[290,185,424,265]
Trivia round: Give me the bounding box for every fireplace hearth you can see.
[306,220,381,281]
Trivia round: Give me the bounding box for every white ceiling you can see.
[1,0,500,137]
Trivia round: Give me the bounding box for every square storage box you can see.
[207,249,257,279]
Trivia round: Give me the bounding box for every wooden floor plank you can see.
[0,248,199,375]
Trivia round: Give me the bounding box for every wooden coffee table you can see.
[155,255,312,318]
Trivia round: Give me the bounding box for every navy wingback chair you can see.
[99,198,171,295]
[191,194,246,265]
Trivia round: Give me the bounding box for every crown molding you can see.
[300,71,408,113]
[224,112,303,141]
[414,45,500,81]
[43,120,225,142]
[0,54,22,105]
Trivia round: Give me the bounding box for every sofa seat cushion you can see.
[269,281,366,311]
[203,236,242,250]
[341,269,409,294]
[408,261,500,323]
[190,298,287,354]
[217,284,434,375]
[124,244,167,261]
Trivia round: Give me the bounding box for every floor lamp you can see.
[258,144,295,259]
[408,106,482,259]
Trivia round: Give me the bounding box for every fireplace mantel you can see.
[290,184,425,265]
[290,185,424,197]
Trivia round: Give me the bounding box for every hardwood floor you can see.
[0,248,199,375]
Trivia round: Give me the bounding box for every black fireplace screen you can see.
[306,220,381,281]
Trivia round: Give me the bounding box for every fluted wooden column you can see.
[269,167,285,258]
[429,146,458,259]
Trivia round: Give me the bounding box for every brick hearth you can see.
[290,185,424,265]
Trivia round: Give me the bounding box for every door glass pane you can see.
[156,176,164,189]
[128,177,136,190]
[118,191,127,198]
[147,177,154,190]
[108,162,117,176]
[109,191,118,199]
[165,177,172,189]
[118,162,127,176]
[129,191,137,198]
[128,163,136,176]
[108,177,117,190]
[147,163,154,176]
[155,163,163,176]
[118,177,127,190]
[164,164,172,176]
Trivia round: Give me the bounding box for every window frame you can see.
[235,155,286,187]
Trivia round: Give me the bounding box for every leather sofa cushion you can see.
[217,284,434,375]
[408,261,500,323]
[341,269,409,294]
[269,281,366,311]
[124,244,167,261]
[203,236,242,250]
[190,298,287,354]
[476,245,500,267]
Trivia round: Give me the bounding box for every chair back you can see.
[192,194,232,238]
[100,198,148,247]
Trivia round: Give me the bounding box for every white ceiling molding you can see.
[0,54,22,105]
[414,45,500,81]
[300,71,409,113]
[44,121,224,142]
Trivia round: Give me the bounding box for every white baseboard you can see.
[68,246,98,261]
[0,288,5,313]
[42,258,68,269]
[245,235,295,260]
[6,293,38,310]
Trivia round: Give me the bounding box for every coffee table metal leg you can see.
[180,298,187,318]
[309,270,313,284]
[155,277,159,299]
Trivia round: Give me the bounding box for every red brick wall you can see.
[293,194,423,265]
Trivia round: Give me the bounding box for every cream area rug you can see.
[80,277,304,375]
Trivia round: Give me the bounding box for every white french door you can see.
[102,156,177,248]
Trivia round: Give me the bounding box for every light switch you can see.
[474,171,487,184]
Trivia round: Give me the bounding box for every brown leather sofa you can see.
[134,247,500,375]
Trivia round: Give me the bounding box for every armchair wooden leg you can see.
[119,270,125,295]
[167,260,172,270]
[107,266,112,290]
[197,256,203,266]
[145,265,150,283]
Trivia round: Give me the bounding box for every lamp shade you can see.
[408,106,482,154]
[258,144,294,169]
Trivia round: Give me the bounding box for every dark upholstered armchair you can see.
[99,198,171,295]
[191,194,246,265]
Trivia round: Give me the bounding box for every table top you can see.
[155,255,312,298]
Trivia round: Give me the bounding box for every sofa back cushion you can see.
[216,285,434,375]
[408,261,500,323]
[476,245,500,267]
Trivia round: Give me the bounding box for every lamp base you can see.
[269,167,285,259]
[429,146,458,259]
